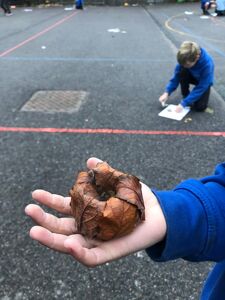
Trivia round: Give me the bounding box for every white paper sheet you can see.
[64,7,74,10]
[158,104,190,121]
[200,15,210,19]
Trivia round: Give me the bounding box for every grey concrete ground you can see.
[0,3,225,300]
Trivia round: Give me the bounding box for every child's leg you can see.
[193,87,211,111]
[0,0,7,13]
[202,1,211,14]
[202,8,210,14]
[1,0,11,13]
[5,0,11,13]
[179,68,197,97]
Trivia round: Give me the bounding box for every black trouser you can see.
[202,2,211,14]
[180,67,210,112]
[0,0,11,13]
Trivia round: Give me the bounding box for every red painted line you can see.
[0,126,225,137]
[0,12,77,57]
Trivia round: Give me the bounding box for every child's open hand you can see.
[25,157,166,267]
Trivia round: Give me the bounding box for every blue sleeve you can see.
[165,64,181,95]
[181,63,214,107]
[146,163,225,263]
[201,0,208,8]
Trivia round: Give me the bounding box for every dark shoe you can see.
[215,10,225,16]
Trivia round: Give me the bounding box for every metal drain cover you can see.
[21,90,88,113]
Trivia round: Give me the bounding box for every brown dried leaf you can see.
[70,162,145,241]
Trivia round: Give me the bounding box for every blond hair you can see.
[177,41,201,66]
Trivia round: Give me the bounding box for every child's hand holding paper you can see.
[175,104,184,113]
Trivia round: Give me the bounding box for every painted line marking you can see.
[165,13,225,45]
[165,15,225,58]
[0,12,77,57]
[0,127,224,137]
[0,56,173,63]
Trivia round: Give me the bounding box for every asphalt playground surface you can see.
[0,2,225,300]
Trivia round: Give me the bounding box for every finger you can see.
[25,204,76,235]
[29,226,72,253]
[64,235,105,267]
[32,189,72,215]
[86,157,103,169]
[64,235,136,267]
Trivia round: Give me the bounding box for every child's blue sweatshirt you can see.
[165,48,214,107]
[201,0,210,9]
[146,162,225,300]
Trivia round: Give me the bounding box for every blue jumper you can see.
[146,162,225,299]
[201,0,210,10]
[165,48,214,107]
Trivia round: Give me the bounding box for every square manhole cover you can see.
[21,90,88,113]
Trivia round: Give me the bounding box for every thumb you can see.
[86,157,103,170]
